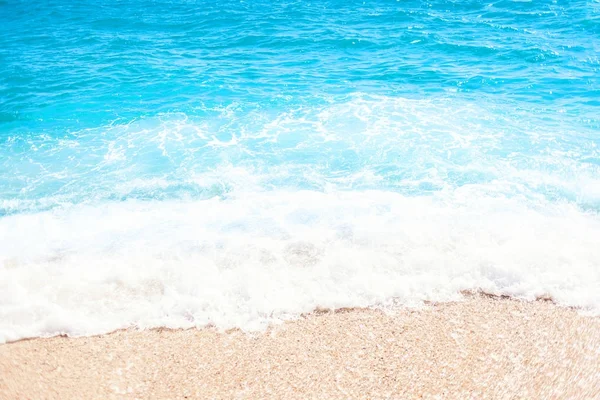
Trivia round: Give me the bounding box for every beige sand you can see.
[1,295,599,399]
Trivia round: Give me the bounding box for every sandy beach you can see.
[1,295,599,399]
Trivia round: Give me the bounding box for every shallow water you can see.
[1,0,599,342]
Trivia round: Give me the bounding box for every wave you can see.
[1,189,599,342]
[2,95,599,215]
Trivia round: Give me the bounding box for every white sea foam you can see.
[1,95,599,342]
[1,189,599,343]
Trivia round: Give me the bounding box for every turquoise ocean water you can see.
[1,0,599,341]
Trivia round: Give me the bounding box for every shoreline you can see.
[1,295,599,399]
[1,291,587,346]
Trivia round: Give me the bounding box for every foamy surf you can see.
[1,189,599,343]
[1,94,599,342]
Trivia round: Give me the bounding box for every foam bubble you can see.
[1,189,599,342]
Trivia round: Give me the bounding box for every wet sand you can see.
[1,295,599,399]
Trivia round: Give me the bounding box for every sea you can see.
[1,0,599,342]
